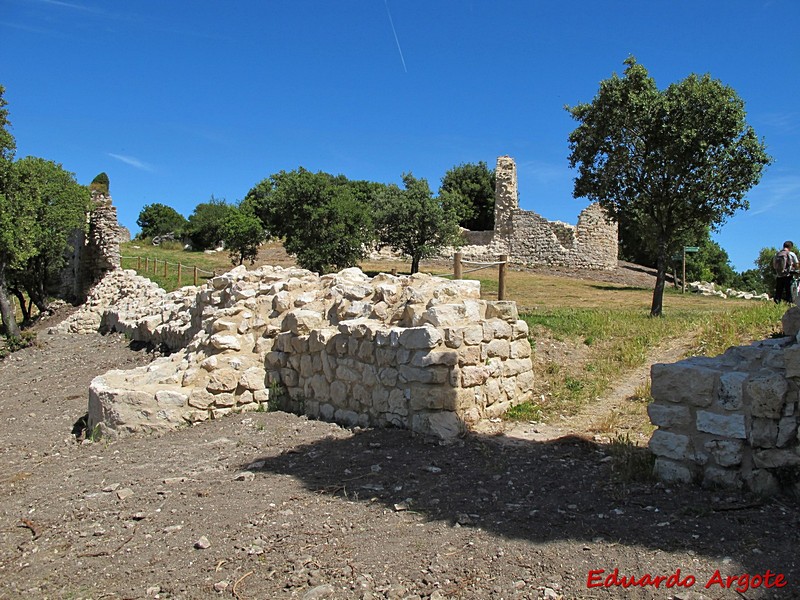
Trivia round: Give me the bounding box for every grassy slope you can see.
[122,242,786,424]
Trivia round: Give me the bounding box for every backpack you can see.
[774,249,790,275]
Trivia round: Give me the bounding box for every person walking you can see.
[773,241,798,304]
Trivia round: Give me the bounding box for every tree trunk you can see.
[411,255,421,275]
[650,244,667,317]
[9,287,30,323]
[0,265,21,339]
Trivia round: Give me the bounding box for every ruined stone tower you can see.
[493,155,518,238]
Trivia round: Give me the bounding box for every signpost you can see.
[682,246,700,293]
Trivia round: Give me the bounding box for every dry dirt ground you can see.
[1,269,799,600]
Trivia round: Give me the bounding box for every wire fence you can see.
[430,253,508,300]
[121,255,217,286]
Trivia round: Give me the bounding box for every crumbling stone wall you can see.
[60,191,121,302]
[648,309,800,496]
[456,156,618,270]
[56,264,534,439]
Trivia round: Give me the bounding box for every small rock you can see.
[163,525,183,534]
[213,580,230,592]
[194,535,211,549]
[116,488,134,500]
[234,471,255,482]
[102,483,121,492]
[146,585,161,596]
[423,465,442,473]
[302,584,335,599]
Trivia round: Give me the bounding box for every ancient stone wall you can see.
[456,156,618,270]
[648,309,800,496]
[56,264,534,439]
[60,191,121,302]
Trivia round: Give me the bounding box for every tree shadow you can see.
[241,425,798,592]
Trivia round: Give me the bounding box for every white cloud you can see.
[748,174,800,216]
[108,153,155,172]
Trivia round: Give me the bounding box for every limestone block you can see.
[485,339,511,359]
[458,345,482,366]
[290,335,310,354]
[649,430,692,461]
[783,345,800,378]
[182,367,209,388]
[717,371,747,410]
[782,306,800,337]
[188,388,215,410]
[212,392,236,407]
[745,469,780,497]
[422,304,468,327]
[209,333,242,352]
[334,408,362,427]
[239,367,267,391]
[387,388,407,416]
[444,328,463,349]
[399,365,447,385]
[408,385,454,411]
[371,387,390,413]
[510,339,532,359]
[280,368,299,387]
[411,411,464,439]
[647,403,691,429]
[320,403,335,421]
[777,416,797,447]
[237,390,254,405]
[273,291,292,312]
[482,319,512,342]
[485,301,518,323]
[330,381,347,405]
[462,325,484,346]
[155,389,188,407]
[461,365,489,387]
[265,351,288,369]
[703,466,742,489]
[211,318,237,333]
[309,328,336,352]
[516,370,535,395]
[411,350,458,367]
[502,358,531,377]
[704,439,743,467]
[511,320,529,341]
[650,362,718,407]
[747,371,788,418]
[282,309,324,335]
[207,369,239,393]
[750,418,778,448]
[399,326,443,349]
[753,449,800,469]
[696,411,746,439]
[653,458,694,484]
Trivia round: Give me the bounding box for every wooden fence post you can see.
[163,260,168,277]
[177,263,182,286]
[137,256,141,271]
[453,252,463,280]
[193,266,198,286]
[145,257,149,272]
[498,255,508,301]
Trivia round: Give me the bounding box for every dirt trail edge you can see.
[0,329,798,599]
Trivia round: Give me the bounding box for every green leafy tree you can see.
[731,268,768,295]
[753,246,781,298]
[678,235,736,287]
[375,173,463,274]
[439,161,496,231]
[222,208,265,265]
[0,84,24,338]
[245,168,375,273]
[7,157,89,319]
[89,172,109,195]
[567,57,771,316]
[136,203,186,240]
[186,196,234,250]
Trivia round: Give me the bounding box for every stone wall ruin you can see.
[455,156,618,270]
[648,309,800,496]
[56,264,535,440]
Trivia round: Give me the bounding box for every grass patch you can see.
[607,432,655,483]
[121,241,231,291]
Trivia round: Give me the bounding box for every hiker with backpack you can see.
[773,241,799,304]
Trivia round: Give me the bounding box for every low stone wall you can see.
[648,309,800,495]
[58,265,534,439]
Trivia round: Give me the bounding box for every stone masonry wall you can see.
[648,308,800,496]
[55,264,534,440]
[456,156,618,270]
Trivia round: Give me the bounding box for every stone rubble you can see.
[648,306,800,495]
[55,264,534,440]
[687,281,770,301]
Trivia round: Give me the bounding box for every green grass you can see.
[121,240,232,291]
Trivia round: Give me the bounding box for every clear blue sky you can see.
[2,0,798,272]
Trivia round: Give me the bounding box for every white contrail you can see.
[384,0,407,73]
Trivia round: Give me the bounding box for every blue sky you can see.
[2,0,798,272]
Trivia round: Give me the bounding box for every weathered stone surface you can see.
[750,418,777,448]
[209,334,241,352]
[696,411,746,439]
[651,362,718,407]
[649,430,692,461]
[703,466,742,489]
[653,458,693,484]
[704,439,743,467]
[753,449,800,469]
[647,403,691,428]
[747,372,788,418]
[717,371,747,410]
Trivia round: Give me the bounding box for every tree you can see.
[567,57,771,316]
[7,157,89,319]
[186,196,234,250]
[375,173,463,274]
[245,168,376,273]
[89,172,109,195]
[754,246,780,297]
[136,203,186,240]
[222,208,265,265]
[0,84,23,339]
[682,237,736,287]
[439,161,496,231]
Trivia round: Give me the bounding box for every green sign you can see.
[684,246,700,253]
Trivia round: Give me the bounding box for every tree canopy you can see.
[439,161,496,231]
[222,207,265,266]
[185,196,234,250]
[567,57,771,316]
[245,168,377,273]
[89,172,109,195]
[136,203,187,240]
[375,173,463,274]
